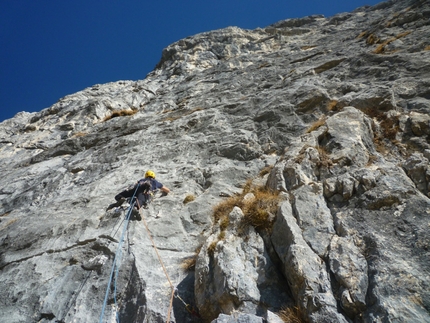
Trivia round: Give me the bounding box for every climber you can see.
[106,170,170,217]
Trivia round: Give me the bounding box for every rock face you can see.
[1,0,430,322]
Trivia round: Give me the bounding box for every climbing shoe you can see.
[131,207,141,221]
[106,197,126,211]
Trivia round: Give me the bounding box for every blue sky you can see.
[0,0,383,122]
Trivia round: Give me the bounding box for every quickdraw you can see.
[174,288,201,319]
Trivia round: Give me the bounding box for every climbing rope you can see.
[138,200,176,323]
[100,186,197,323]
[99,184,140,323]
[137,193,201,322]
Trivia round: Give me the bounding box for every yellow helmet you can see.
[145,170,156,179]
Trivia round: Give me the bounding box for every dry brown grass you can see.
[373,31,412,54]
[300,45,317,50]
[72,131,87,138]
[380,116,400,141]
[357,31,368,39]
[180,245,202,271]
[219,215,230,231]
[241,187,280,229]
[326,100,345,113]
[293,144,333,168]
[207,179,280,257]
[207,241,217,256]
[306,115,327,133]
[316,146,333,168]
[367,154,378,166]
[213,196,241,224]
[277,306,304,323]
[183,194,196,204]
[326,100,338,112]
[181,257,197,271]
[212,180,280,231]
[366,33,380,45]
[362,108,400,154]
[397,31,413,38]
[259,165,274,177]
[218,230,226,241]
[362,108,400,140]
[103,109,138,122]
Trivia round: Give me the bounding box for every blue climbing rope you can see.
[99,184,140,323]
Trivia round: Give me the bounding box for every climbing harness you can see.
[99,184,140,323]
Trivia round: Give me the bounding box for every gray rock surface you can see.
[1,0,430,322]
[195,206,290,322]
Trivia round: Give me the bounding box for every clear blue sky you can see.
[0,0,383,122]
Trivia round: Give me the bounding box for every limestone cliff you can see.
[1,0,430,322]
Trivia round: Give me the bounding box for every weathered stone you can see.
[323,177,338,198]
[211,313,264,323]
[329,235,368,317]
[195,207,290,322]
[402,152,430,195]
[292,183,335,257]
[410,112,430,136]
[271,200,348,323]
[320,107,375,168]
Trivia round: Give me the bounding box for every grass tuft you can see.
[373,31,412,54]
[241,187,280,228]
[180,245,202,271]
[213,196,241,225]
[361,108,400,154]
[208,178,280,257]
[103,109,138,122]
[277,306,304,323]
[306,115,327,133]
[300,45,317,50]
[259,165,274,177]
[72,131,87,138]
[316,146,333,168]
[183,194,196,204]
[207,241,217,257]
[181,257,196,271]
[212,180,280,232]
[326,100,344,112]
[366,33,380,45]
[357,31,368,39]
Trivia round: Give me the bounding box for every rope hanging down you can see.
[140,207,201,321]
[100,186,198,323]
[99,184,140,323]
[139,201,176,323]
